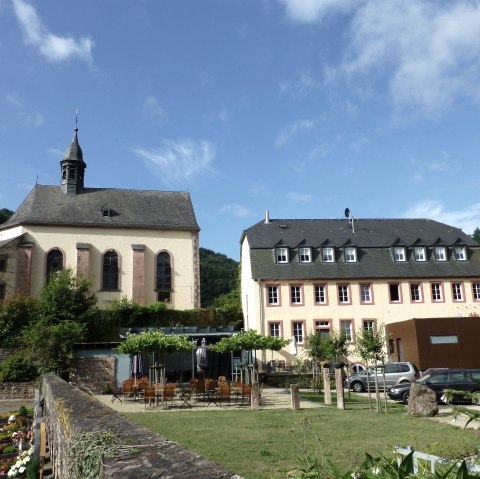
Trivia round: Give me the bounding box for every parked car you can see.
[344,362,419,392]
[387,368,480,405]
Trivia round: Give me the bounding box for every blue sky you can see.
[2,0,480,261]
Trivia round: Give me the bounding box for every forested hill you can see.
[200,247,238,307]
[0,209,13,224]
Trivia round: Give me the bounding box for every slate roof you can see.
[0,185,199,231]
[242,218,480,280]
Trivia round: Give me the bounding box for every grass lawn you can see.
[125,392,480,479]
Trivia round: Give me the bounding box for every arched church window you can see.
[46,249,64,279]
[156,251,172,302]
[102,250,119,290]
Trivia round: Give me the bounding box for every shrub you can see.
[0,354,38,382]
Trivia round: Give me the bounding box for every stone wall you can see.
[41,375,242,479]
[69,356,116,395]
[0,381,35,400]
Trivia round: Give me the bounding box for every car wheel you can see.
[351,381,365,393]
[471,391,480,406]
[399,380,410,384]
[401,391,409,405]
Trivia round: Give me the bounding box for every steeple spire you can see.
[60,114,86,195]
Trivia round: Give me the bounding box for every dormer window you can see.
[344,246,357,263]
[414,246,426,262]
[276,247,288,263]
[322,247,335,263]
[454,245,467,261]
[299,247,311,263]
[393,246,406,262]
[434,246,447,261]
[101,204,112,217]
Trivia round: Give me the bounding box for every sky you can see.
[1,0,480,261]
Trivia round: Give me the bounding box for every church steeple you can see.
[60,122,86,195]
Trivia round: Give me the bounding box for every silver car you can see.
[344,362,419,392]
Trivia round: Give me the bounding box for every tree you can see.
[304,332,349,364]
[472,227,480,244]
[355,325,387,413]
[0,208,13,224]
[200,248,238,307]
[0,295,37,347]
[20,269,97,379]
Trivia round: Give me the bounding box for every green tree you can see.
[200,248,238,307]
[20,269,97,379]
[472,227,480,244]
[0,208,13,224]
[0,295,37,347]
[304,332,349,364]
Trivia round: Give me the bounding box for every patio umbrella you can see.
[196,346,203,373]
[130,353,144,384]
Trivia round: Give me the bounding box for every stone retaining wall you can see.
[41,374,242,479]
[0,381,35,400]
[69,356,116,395]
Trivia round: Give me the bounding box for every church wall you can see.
[22,225,197,310]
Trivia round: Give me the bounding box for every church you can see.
[0,127,201,309]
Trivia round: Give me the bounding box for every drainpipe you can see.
[257,278,267,368]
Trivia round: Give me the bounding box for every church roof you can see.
[1,185,199,231]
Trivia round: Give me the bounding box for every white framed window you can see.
[472,282,480,301]
[322,247,335,263]
[393,246,406,262]
[344,246,357,263]
[276,247,288,263]
[340,320,353,342]
[454,246,467,261]
[292,321,305,343]
[414,246,426,262]
[314,284,327,305]
[363,319,375,332]
[269,322,281,337]
[267,285,280,306]
[452,282,464,302]
[338,284,350,304]
[359,283,372,304]
[410,283,422,302]
[290,284,303,305]
[299,247,311,263]
[434,246,447,261]
[314,320,331,337]
[431,282,443,302]
[389,283,402,303]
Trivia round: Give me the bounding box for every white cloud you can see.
[343,0,480,116]
[21,112,44,127]
[5,93,23,108]
[12,0,93,63]
[220,203,254,218]
[139,96,167,123]
[287,192,313,204]
[275,118,316,147]
[132,139,216,183]
[278,0,359,23]
[403,200,480,234]
[279,72,320,97]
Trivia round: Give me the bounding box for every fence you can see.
[395,446,480,475]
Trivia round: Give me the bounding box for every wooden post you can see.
[251,381,260,410]
[323,367,332,405]
[290,384,300,410]
[335,368,345,410]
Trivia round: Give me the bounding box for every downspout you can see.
[258,278,267,368]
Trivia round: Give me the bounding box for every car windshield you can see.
[417,374,431,383]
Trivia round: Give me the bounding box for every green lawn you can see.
[125,393,480,479]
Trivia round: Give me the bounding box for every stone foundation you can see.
[41,375,242,478]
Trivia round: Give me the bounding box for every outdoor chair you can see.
[110,382,123,403]
[162,385,176,408]
[219,383,230,406]
[194,380,205,399]
[241,383,252,406]
[122,380,135,401]
[144,386,156,408]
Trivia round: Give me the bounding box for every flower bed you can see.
[0,409,33,478]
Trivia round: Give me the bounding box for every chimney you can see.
[265,210,270,224]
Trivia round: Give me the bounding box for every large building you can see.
[0,128,201,309]
[240,212,480,368]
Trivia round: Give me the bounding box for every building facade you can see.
[240,213,480,368]
[0,128,201,309]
